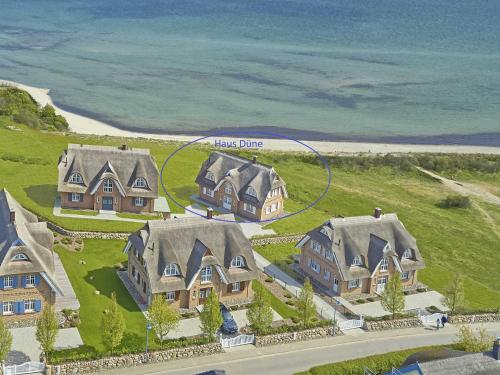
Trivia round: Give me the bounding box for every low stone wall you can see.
[45,220,129,240]
[254,326,338,347]
[363,317,423,331]
[50,343,222,375]
[448,313,500,325]
[251,234,303,246]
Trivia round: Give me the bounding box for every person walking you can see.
[441,315,447,328]
[436,318,440,330]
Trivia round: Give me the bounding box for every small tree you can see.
[199,292,223,342]
[455,325,493,352]
[442,274,465,315]
[296,278,316,326]
[101,292,125,355]
[148,295,180,347]
[36,305,58,363]
[247,285,273,333]
[380,274,405,319]
[0,318,13,362]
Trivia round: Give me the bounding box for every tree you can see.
[36,305,58,363]
[442,274,465,315]
[199,292,223,342]
[380,274,405,319]
[148,295,180,347]
[455,325,493,352]
[101,292,125,355]
[247,285,273,333]
[296,278,316,326]
[0,318,13,363]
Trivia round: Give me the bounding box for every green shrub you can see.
[264,276,274,283]
[356,299,366,304]
[284,292,292,299]
[437,195,471,209]
[367,297,376,302]
[286,300,295,306]
[291,316,300,324]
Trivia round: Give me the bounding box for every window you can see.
[206,172,215,181]
[401,271,410,280]
[201,266,212,283]
[323,270,330,281]
[2,301,14,315]
[268,188,280,198]
[166,291,176,301]
[325,250,334,261]
[12,253,28,261]
[69,173,83,184]
[133,178,147,188]
[4,276,14,288]
[103,179,113,193]
[309,258,320,273]
[163,263,180,276]
[403,249,412,259]
[70,193,81,202]
[246,186,257,197]
[224,184,232,195]
[230,256,245,268]
[26,274,36,287]
[312,240,321,253]
[134,197,144,206]
[131,266,136,278]
[320,228,328,236]
[203,186,214,197]
[380,257,389,272]
[143,281,147,294]
[199,288,211,299]
[232,282,241,292]
[24,300,35,313]
[352,256,362,266]
[243,203,256,214]
[348,279,360,289]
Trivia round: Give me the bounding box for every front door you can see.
[333,277,339,293]
[102,197,113,211]
[377,276,388,294]
[199,287,212,304]
[223,195,232,210]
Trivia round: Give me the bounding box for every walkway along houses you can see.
[296,208,425,297]
[124,210,257,310]
[0,189,63,323]
[57,144,159,214]
[195,152,287,221]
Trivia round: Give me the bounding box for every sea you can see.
[0,0,499,144]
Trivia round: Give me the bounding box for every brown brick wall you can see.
[121,196,154,214]
[60,192,94,210]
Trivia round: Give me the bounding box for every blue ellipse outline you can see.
[160,130,331,223]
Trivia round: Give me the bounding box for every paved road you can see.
[102,323,500,375]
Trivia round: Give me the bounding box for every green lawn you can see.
[252,280,298,319]
[254,242,299,274]
[61,208,98,216]
[55,239,148,353]
[116,212,162,220]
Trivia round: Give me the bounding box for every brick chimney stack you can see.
[206,207,213,219]
[374,207,382,219]
[9,209,15,223]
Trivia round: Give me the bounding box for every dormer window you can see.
[163,263,180,277]
[103,179,113,193]
[201,266,212,283]
[402,249,413,259]
[352,256,362,266]
[224,184,232,195]
[230,256,245,268]
[312,240,321,253]
[380,257,389,272]
[69,173,83,184]
[133,177,147,188]
[12,253,29,261]
[206,172,215,182]
[320,228,328,236]
[246,187,257,197]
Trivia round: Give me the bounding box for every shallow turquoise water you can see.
[0,0,499,140]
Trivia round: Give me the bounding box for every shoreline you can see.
[2,79,499,155]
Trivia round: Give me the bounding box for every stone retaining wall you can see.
[45,220,129,240]
[49,343,222,375]
[448,313,500,325]
[250,234,303,246]
[363,317,423,331]
[254,326,338,347]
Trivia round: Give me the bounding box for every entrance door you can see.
[102,197,113,211]
[223,195,232,210]
[333,277,339,293]
[377,276,388,294]
[199,287,212,304]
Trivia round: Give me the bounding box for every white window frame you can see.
[133,177,147,188]
[166,291,176,301]
[163,263,180,276]
[230,256,245,268]
[380,257,389,272]
[134,197,144,207]
[325,250,334,261]
[26,274,36,287]
[246,186,257,197]
[4,276,14,288]
[12,253,28,261]
[201,266,212,283]
[203,186,214,197]
[312,240,321,253]
[401,271,410,280]
[309,258,320,274]
[403,249,412,259]
[206,172,215,181]
[348,279,360,289]
[69,173,83,184]
[2,301,14,315]
[243,203,256,214]
[70,193,81,202]
[24,299,35,313]
[352,256,362,266]
[224,184,232,195]
[323,270,330,281]
[232,282,241,292]
[103,179,113,193]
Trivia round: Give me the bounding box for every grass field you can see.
[252,280,298,319]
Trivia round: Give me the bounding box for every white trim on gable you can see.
[40,272,63,297]
[123,241,132,254]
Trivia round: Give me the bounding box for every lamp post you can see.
[332,298,341,336]
[145,322,153,357]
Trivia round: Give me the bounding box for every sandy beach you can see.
[1,79,499,155]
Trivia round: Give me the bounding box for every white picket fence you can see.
[220,334,255,348]
[419,312,447,326]
[2,362,45,375]
[338,315,364,331]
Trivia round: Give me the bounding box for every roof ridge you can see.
[68,143,150,155]
[212,151,274,170]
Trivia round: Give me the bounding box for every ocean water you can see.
[0,0,499,142]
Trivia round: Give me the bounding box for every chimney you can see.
[374,207,382,219]
[252,155,257,164]
[206,207,213,220]
[9,209,15,223]
[493,337,500,360]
